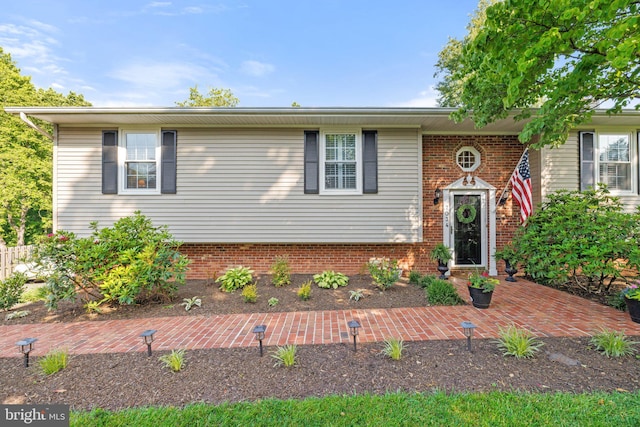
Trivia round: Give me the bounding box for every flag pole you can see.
[497,148,529,205]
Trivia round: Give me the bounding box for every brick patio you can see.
[1,277,638,358]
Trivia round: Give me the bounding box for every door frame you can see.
[442,176,497,275]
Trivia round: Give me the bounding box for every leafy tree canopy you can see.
[175,85,239,107]
[435,0,640,148]
[0,47,90,245]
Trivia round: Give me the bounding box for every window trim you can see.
[580,130,637,195]
[118,128,162,195]
[319,128,362,195]
[456,146,481,172]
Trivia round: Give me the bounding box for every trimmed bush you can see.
[0,272,27,311]
[425,278,465,306]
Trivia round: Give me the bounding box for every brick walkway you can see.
[1,277,638,358]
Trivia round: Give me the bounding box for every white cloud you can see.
[240,60,275,77]
[392,87,440,108]
[147,1,171,7]
[109,61,215,90]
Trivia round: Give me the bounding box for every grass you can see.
[71,391,640,426]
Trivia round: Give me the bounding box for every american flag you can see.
[510,149,532,224]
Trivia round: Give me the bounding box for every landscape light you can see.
[460,321,476,352]
[140,329,157,357]
[348,320,361,352]
[253,324,267,357]
[16,337,37,368]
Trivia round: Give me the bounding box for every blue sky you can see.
[1,1,480,107]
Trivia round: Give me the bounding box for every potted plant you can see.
[429,243,452,280]
[621,281,640,324]
[494,243,520,282]
[467,270,499,309]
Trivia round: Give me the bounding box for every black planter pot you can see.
[468,286,493,309]
[504,260,518,282]
[437,261,449,280]
[625,298,640,324]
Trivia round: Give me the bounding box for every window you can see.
[580,131,635,193]
[102,129,177,195]
[304,130,377,194]
[456,146,481,172]
[322,132,359,192]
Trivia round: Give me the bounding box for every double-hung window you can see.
[124,131,159,191]
[580,131,635,194]
[322,131,360,193]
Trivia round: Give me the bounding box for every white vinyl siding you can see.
[55,127,421,243]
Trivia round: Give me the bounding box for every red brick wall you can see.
[182,135,525,279]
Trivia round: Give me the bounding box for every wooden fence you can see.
[0,245,34,280]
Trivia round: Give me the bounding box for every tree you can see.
[435,0,640,148]
[0,47,90,246]
[175,85,239,107]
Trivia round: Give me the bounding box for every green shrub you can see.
[32,212,190,310]
[272,344,297,367]
[408,270,422,285]
[159,349,186,372]
[270,256,291,287]
[494,325,544,359]
[0,272,27,311]
[512,185,640,295]
[313,271,349,289]
[19,285,47,303]
[297,280,312,301]
[425,279,465,306]
[349,289,364,302]
[39,348,68,375]
[367,258,401,290]
[268,297,279,307]
[181,296,202,311]
[241,284,258,303]
[590,328,637,358]
[5,310,30,320]
[382,337,404,360]
[417,274,437,289]
[216,266,254,292]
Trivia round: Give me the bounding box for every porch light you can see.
[140,329,157,357]
[460,321,476,352]
[253,325,266,357]
[433,188,442,205]
[16,337,37,368]
[348,320,361,352]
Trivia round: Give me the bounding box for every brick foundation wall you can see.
[182,135,525,279]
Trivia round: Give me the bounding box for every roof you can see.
[5,106,640,133]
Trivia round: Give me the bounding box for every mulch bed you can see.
[1,274,639,411]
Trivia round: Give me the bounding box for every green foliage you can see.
[175,85,239,107]
[511,186,640,295]
[0,47,90,245]
[32,212,190,310]
[408,270,422,285]
[494,325,544,359]
[272,344,297,367]
[270,256,291,287]
[382,337,404,360]
[268,297,279,307]
[216,266,254,293]
[429,243,453,263]
[159,349,186,372]
[241,284,258,303]
[84,301,102,314]
[313,271,349,289]
[366,257,401,290]
[621,281,640,301]
[38,348,68,375]
[349,289,364,302]
[435,0,640,148]
[5,310,29,320]
[181,296,202,311]
[425,279,466,306]
[0,272,27,310]
[494,243,520,265]
[417,274,438,289]
[590,329,637,358]
[19,285,47,303]
[468,271,499,293]
[297,280,312,301]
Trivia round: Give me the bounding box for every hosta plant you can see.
[181,296,202,311]
[268,297,279,307]
[313,271,349,289]
[216,266,254,292]
[349,289,364,302]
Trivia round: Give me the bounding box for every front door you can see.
[453,194,482,265]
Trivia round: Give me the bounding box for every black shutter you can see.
[161,130,177,194]
[362,130,378,193]
[102,130,118,194]
[304,131,319,194]
[579,131,595,191]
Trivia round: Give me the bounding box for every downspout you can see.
[19,112,54,141]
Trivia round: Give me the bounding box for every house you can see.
[5,107,640,278]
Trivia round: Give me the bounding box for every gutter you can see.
[18,112,54,141]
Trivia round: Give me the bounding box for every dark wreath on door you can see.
[453,194,482,265]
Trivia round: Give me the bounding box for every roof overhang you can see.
[5,106,639,133]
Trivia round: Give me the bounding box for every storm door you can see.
[453,194,482,265]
